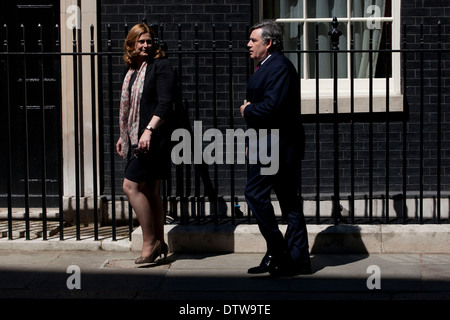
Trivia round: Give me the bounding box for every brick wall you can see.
[99,0,253,199]
[99,0,450,208]
[299,0,450,200]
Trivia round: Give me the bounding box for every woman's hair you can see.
[123,23,165,68]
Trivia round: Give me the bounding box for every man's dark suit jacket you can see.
[244,51,304,165]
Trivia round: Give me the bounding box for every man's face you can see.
[247,28,271,62]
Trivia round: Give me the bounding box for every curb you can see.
[1,224,449,254]
[133,224,450,254]
[0,237,132,251]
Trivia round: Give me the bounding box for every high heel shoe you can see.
[135,240,162,264]
[161,242,169,263]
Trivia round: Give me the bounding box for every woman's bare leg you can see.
[145,179,165,244]
[123,178,160,257]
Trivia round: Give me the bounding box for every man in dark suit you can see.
[240,20,311,276]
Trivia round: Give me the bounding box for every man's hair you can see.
[250,20,283,52]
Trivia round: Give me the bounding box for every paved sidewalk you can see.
[1,249,448,317]
[1,250,449,299]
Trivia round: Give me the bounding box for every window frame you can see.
[259,0,402,114]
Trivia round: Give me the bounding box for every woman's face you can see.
[135,32,152,58]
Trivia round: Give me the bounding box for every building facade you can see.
[1,0,449,224]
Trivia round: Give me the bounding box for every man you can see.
[241,20,311,276]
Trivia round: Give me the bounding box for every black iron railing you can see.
[0,18,448,242]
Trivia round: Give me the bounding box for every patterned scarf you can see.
[119,61,147,158]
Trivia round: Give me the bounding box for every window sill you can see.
[299,92,403,114]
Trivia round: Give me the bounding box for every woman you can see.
[116,23,174,264]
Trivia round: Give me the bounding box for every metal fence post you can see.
[72,25,81,240]
[38,24,48,240]
[329,17,342,225]
[3,24,13,239]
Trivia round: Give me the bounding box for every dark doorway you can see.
[0,0,61,207]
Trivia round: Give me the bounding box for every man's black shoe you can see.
[248,254,277,274]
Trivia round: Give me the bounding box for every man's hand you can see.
[240,101,251,117]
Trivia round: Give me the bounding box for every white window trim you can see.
[261,0,402,114]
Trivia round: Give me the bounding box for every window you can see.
[261,0,402,114]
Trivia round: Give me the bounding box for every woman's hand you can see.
[116,137,124,157]
[138,129,152,151]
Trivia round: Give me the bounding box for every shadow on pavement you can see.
[310,225,369,273]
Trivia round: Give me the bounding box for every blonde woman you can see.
[116,23,174,264]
